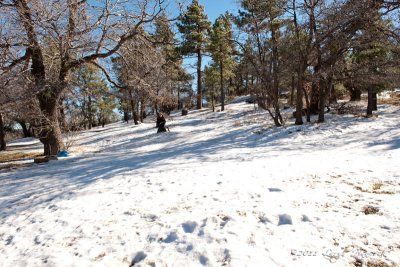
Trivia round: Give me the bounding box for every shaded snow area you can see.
[1,101,400,267]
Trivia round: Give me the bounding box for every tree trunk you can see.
[101,115,105,127]
[58,98,67,131]
[37,91,65,156]
[16,120,32,138]
[293,0,304,125]
[329,84,337,104]
[123,111,129,123]
[295,74,304,125]
[349,88,361,101]
[88,95,93,129]
[372,92,377,111]
[310,80,320,115]
[367,86,373,117]
[318,77,328,123]
[130,99,139,125]
[140,99,145,123]
[0,112,6,151]
[303,85,311,123]
[197,49,203,110]
[177,82,181,110]
[290,74,295,106]
[267,24,282,127]
[220,60,225,112]
[212,92,215,112]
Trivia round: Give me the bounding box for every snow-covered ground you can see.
[0,100,399,267]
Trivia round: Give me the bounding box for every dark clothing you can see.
[156,115,163,128]
[157,115,167,133]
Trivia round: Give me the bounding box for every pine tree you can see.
[75,65,109,129]
[177,0,211,109]
[209,13,236,111]
[154,14,188,111]
[154,14,180,64]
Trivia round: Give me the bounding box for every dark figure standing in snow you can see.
[156,113,168,133]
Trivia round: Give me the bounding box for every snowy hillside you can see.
[0,100,399,267]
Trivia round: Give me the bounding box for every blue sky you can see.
[198,0,239,21]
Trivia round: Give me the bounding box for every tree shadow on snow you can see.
[0,106,398,219]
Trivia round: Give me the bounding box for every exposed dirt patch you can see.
[363,206,380,215]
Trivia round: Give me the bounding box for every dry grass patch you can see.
[372,182,383,191]
[354,183,395,195]
[380,93,400,106]
[0,151,41,170]
[355,186,369,193]
[0,152,42,163]
[367,260,396,267]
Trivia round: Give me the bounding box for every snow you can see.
[0,100,399,267]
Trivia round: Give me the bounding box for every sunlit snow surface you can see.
[0,101,399,266]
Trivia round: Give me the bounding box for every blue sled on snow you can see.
[57,150,70,157]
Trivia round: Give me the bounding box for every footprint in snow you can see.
[142,214,158,222]
[182,221,198,234]
[268,188,283,192]
[278,214,293,226]
[34,235,41,245]
[301,214,311,222]
[130,251,147,266]
[258,214,271,224]
[218,214,231,228]
[199,254,209,265]
[5,235,14,245]
[48,204,58,211]
[220,249,231,266]
[162,232,178,243]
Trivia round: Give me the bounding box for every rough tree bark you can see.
[37,90,65,155]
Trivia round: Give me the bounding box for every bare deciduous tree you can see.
[1,0,166,155]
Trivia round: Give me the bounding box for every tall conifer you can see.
[209,13,236,111]
[177,0,211,109]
